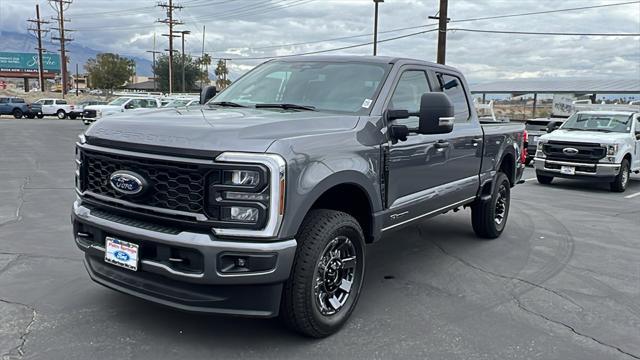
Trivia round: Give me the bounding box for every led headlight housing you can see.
[208,153,286,238]
[606,144,618,156]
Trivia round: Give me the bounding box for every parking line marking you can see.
[524,177,537,182]
[624,192,640,199]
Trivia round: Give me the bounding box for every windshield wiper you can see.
[255,103,316,111]
[210,101,246,108]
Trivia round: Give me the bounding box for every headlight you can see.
[606,144,618,156]
[210,153,286,238]
[225,169,260,186]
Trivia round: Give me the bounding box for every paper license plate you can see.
[105,237,139,271]
[560,166,575,175]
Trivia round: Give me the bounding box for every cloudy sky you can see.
[1,0,639,82]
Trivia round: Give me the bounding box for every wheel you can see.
[471,172,511,239]
[280,209,366,338]
[82,119,91,125]
[13,109,23,119]
[36,114,44,119]
[56,109,67,119]
[610,159,630,192]
[524,158,532,166]
[69,113,77,120]
[26,114,35,119]
[536,173,553,184]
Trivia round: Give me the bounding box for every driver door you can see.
[384,67,460,229]
[634,115,640,170]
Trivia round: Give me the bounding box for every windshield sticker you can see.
[362,99,373,108]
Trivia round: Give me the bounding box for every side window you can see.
[388,70,430,128]
[57,100,67,105]
[635,117,640,134]
[438,73,470,123]
[0,98,8,104]
[127,99,142,109]
[44,100,54,105]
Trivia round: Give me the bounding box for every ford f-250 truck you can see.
[72,56,525,337]
[535,110,640,192]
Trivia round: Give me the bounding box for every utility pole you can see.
[50,0,74,98]
[28,4,49,93]
[179,30,191,93]
[158,0,183,94]
[75,63,79,96]
[429,0,449,64]
[372,0,384,56]
[147,33,161,92]
[200,25,205,89]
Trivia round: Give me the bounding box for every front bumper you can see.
[72,201,297,317]
[534,157,620,182]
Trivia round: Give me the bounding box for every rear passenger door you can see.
[634,115,640,170]
[431,71,483,192]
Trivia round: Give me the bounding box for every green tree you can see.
[154,54,205,93]
[85,53,135,93]
[214,59,231,89]
[197,53,212,86]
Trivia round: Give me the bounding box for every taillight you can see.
[520,130,528,164]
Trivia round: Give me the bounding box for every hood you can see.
[541,129,629,144]
[84,106,359,153]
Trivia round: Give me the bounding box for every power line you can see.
[449,28,640,37]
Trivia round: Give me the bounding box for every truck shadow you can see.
[96,210,526,351]
[533,174,640,193]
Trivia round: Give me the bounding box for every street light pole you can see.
[180,30,191,93]
[373,0,384,56]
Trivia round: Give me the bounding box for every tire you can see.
[56,109,67,119]
[13,109,23,119]
[524,158,532,166]
[280,209,366,338]
[69,113,77,120]
[610,159,630,192]
[471,172,511,239]
[36,114,44,119]
[26,114,35,119]
[536,173,553,184]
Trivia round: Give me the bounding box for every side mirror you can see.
[547,122,561,133]
[417,92,454,135]
[200,86,217,105]
[124,103,134,110]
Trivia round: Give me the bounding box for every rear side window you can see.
[57,100,68,105]
[0,98,8,104]
[14,98,26,103]
[437,73,470,123]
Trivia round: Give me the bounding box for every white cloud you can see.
[0,0,638,82]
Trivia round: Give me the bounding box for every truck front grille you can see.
[83,150,207,214]
[542,141,605,163]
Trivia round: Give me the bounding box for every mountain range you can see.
[0,31,153,77]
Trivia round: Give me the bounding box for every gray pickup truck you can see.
[72,56,525,337]
[0,97,43,119]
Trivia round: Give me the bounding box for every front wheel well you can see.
[623,153,632,163]
[308,183,374,243]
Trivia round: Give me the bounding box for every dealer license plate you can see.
[560,166,575,175]
[105,237,139,271]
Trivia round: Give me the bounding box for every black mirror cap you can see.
[418,92,454,135]
[389,124,410,142]
[200,86,217,105]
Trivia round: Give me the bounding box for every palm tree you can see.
[198,53,212,88]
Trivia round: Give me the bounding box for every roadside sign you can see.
[0,52,61,78]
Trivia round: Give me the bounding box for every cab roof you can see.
[273,55,459,72]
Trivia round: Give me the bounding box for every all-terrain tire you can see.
[280,209,366,338]
[536,173,553,184]
[471,172,511,239]
[13,109,23,119]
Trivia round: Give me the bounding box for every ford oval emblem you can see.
[562,147,579,155]
[114,251,130,262]
[109,171,145,195]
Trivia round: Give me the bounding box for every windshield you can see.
[164,99,192,107]
[561,113,632,133]
[210,60,390,114]
[108,98,130,106]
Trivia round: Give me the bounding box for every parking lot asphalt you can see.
[1,119,639,360]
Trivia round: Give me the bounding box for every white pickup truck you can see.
[82,96,161,125]
[34,98,78,119]
[535,109,640,192]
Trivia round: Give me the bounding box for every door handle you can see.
[434,140,449,149]
[472,137,483,143]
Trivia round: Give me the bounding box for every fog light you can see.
[222,206,259,222]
